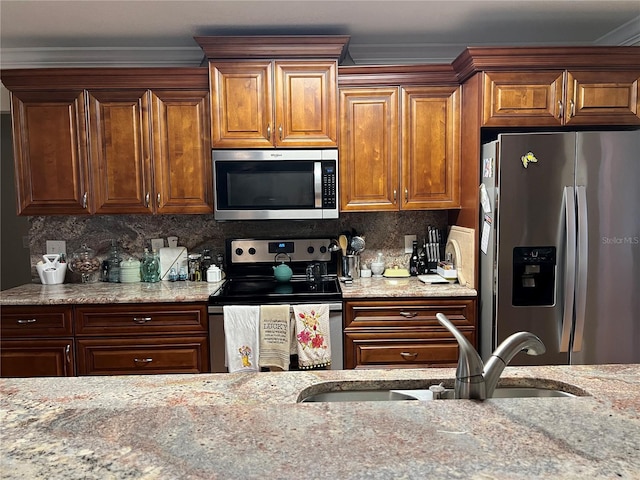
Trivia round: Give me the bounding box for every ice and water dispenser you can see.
[512,247,556,306]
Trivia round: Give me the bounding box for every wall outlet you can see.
[46,240,66,255]
[404,235,417,254]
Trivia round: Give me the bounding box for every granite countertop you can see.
[0,276,476,305]
[1,364,638,479]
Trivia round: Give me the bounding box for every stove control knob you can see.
[307,246,314,254]
[235,248,243,256]
[320,246,327,253]
[248,248,256,255]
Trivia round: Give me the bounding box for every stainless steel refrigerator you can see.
[479,131,640,365]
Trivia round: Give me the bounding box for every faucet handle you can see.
[436,313,484,379]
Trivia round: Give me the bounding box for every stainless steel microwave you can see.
[213,149,339,221]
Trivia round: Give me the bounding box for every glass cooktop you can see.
[210,277,342,304]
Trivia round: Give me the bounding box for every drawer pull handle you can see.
[134,358,153,364]
[17,318,37,324]
[400,352,418,360]
[65,344,71,364]
[399,311,417,318]
[133,317,152,324]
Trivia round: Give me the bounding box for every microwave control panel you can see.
[322,161,337,208]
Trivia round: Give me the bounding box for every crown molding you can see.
[595,15,640,46]
[0,47,205,69]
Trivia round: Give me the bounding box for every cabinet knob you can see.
[400,352,418,360]
[16,318,37,325]
[393,189,397,203]
[405,188,408,202]
[278,124,283,141]
[133,317,152,324]
[134,358,153,364]
[267,124,271,140]
[157,193,161,206]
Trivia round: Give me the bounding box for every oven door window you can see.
[216,161,315,210]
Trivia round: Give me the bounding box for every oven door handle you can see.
[208,303,342,314]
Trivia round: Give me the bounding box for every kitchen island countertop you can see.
[0,276,475,305]
[1,364,638,479]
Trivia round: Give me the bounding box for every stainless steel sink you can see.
[300,389,418,402]
[298,386,579,403]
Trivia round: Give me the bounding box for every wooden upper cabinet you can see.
[275,61,338,147]
[482,69,639,127]
[482,71,564,126]
[151,89,212,214]
[88,90,153,214]
[565,70,639,125]
[339,85,460,212]
[401,86,460,209]
[210,60,338,148]
[9,90,91,215]
[339,87,399,211]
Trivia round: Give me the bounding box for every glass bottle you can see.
[409,240,419,276]
[107,239,121,283]
[417,238,427,274]
[141,248,160,283]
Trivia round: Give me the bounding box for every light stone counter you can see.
[0,276,475,306]
[340,276,477,298]
[1,364,638,479]
[0,281,224,305]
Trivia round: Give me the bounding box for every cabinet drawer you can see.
[345,330,474,369]
[1,339,75,377]
[0,305,73,337]
[75,303,208,336]
[76,336,209,375]
[345,299,475,329]
[357,341,459,367]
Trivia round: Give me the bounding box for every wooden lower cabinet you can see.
[76,337,208,375]
[0,305,75,377]
[0,339,75,377]
[74,303,210,375]
[343,298,476,369]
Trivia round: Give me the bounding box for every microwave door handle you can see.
[314,162,322,208]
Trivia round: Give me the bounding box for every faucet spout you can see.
[436,313,546,400]
[483,331,546,398]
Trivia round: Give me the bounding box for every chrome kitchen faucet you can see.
[436,313,546,400]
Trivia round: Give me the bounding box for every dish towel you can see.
[223,305,260,373]
[293,304,332,369]
[258,304,291,371]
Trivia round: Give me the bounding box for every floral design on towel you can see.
[296,309,327,351]
[238,345,253,367]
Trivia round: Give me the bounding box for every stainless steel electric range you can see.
[208,238,343,372]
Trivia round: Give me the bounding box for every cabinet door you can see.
[210,61,273,148]
[339,87,399,211]
[88,90,153,214]
[275,61,338,147]
[401,86,461,209]
[76,337,209,375]
[9,90,90,215]
[482,71,564,127]
[1,339,75,377]
[565,70,640,126]
[151,90,213,214]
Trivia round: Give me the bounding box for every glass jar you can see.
[69,243,101,283]
[140,248,160,283]
[188,254,202,281]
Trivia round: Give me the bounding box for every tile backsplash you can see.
[28,210,447,281]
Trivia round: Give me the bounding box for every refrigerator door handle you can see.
[560,186,576,352]
[573,185,588,352]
